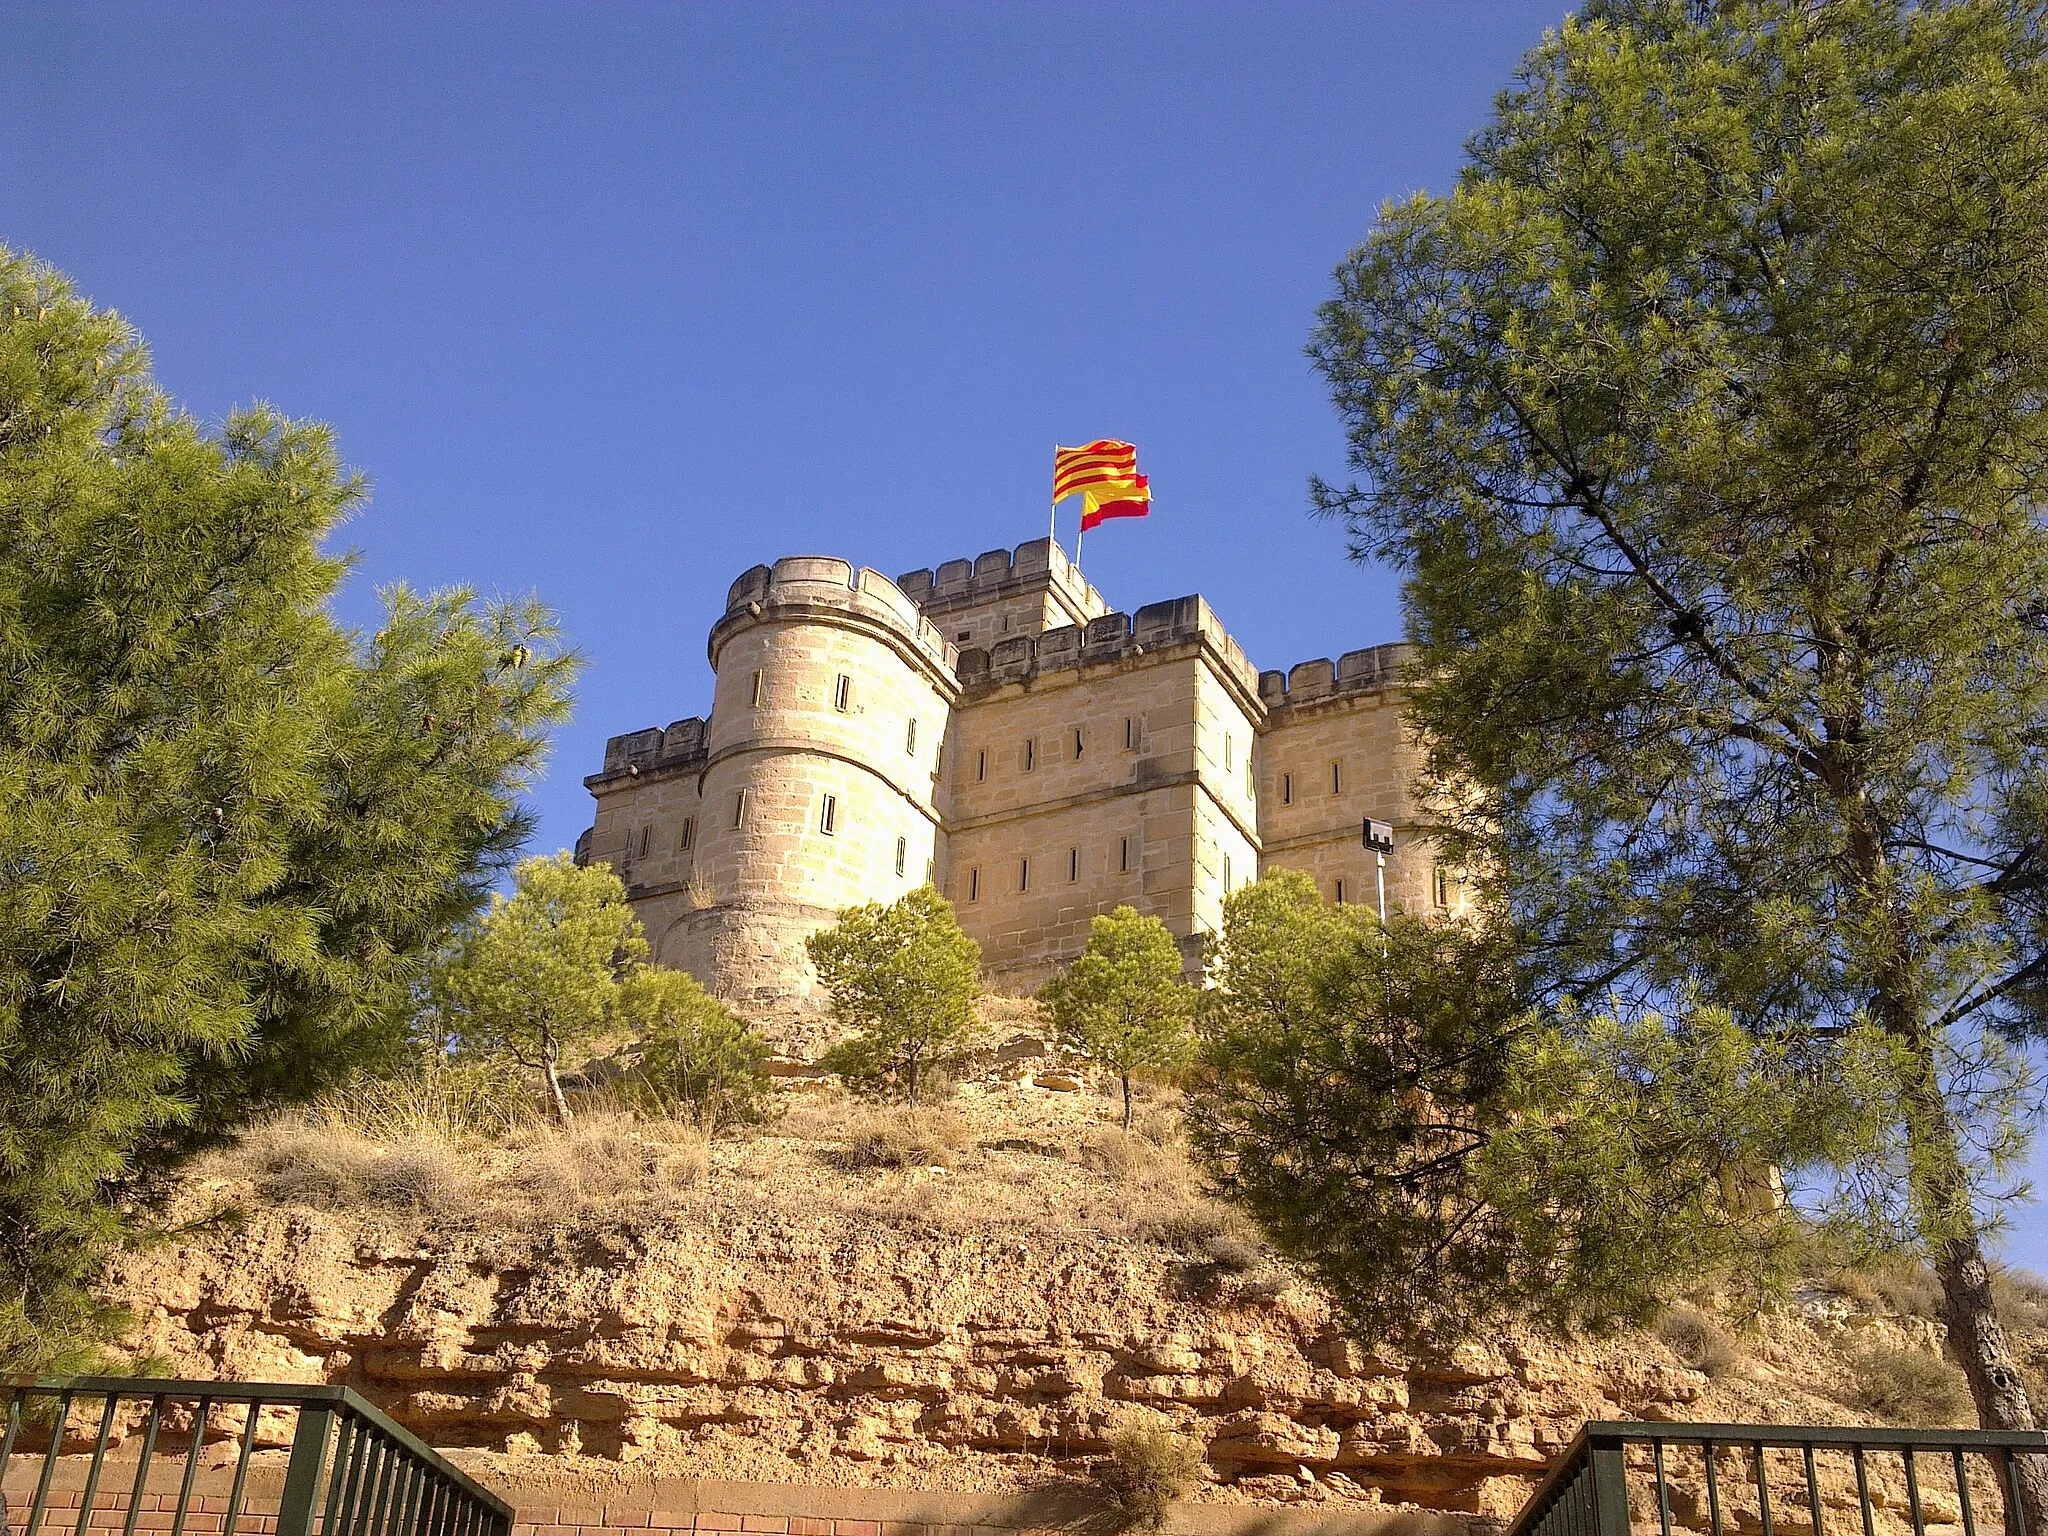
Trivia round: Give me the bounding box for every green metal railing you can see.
[0,1380,512,1536]
[1510,1423,2048,1536]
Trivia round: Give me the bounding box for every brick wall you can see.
[494,1472,1483,1536]
[6,1464,1483,1536]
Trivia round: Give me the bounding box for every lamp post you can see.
[1362,819,1395,924]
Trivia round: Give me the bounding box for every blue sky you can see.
[12,2,2048,1273]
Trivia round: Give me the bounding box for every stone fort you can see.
[577,537,1453,1025]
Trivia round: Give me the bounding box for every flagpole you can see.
[1049,447,1059,551]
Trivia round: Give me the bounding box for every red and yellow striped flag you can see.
[1081,473,1150,533]
[1052,440,1138,503]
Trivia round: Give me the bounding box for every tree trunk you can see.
[1911,1101,2048,1523]
[1896,1024,2048,1526]
[1842,793,2048,1523]
[1121,1075,1133,1132]
[542,1058,573,1124]
[906,1051,921,1108]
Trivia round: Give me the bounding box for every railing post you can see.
[1588,1428,1632,1536]
[278,1403,336,1536]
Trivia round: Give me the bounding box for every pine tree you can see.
[0,247,574,1368]
[1188,874,1860,1342]
[429,852,646,1122]
[1038,906,1193,1130]
[1307,0,2048,1482]
[1187,872,1523,1335]
[809,885,980,1105]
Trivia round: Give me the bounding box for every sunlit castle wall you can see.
[582,536,1461,1048]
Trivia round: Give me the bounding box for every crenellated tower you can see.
[583,557,957,1035]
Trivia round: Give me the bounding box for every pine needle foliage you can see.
[1187,872,1526,1338]
[0,247,575,1369]
[809,884,980,1106]
[429,852,646,1122]
[1306,0,2048,1456]
[1190,874,1871,1341]
[625,966,774,1135]
[1038,906,1194,1130]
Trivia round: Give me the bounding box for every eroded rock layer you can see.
[107,1199,1723,1516]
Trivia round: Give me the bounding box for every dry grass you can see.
[977,993,1044,1030]
[233,1120,473,1217]
[1826,1258,1945,1319]
[493,1113,709,1225]
[836,1107,972,1170]
[1995,1266,2048,1331]
[1096,1417,1205,1531]
[219,1068,1252,1269]
[1823,1258,2048,1335]
[1849,1346,1970,1424]
[325,1064,534,1142]
[1075,1126,1184,1184]
[220,1110,705,1230]
[1655,1305,1742,1377]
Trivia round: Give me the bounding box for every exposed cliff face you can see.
[104,1080,1954,1521]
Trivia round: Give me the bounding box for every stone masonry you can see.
[578,538,1462,1027]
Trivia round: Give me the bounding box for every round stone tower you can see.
[653,556,958,1032]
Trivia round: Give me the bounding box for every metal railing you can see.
[1510,1423,2048,1536]
[0,1380,512,1536]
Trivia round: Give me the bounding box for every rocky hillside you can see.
[106,1058,2014,1522]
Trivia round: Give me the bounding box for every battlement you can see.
[593,714,708,784]
[895,538,1107,623]
[954,593,1260,700]
[1258,642,1413,710]
[722,556,958,673]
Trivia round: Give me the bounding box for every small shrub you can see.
[1850,1346,1969,1424]
[235,1120,380,1207]
[1198,1231,1264,1276]
[327,1063,533,1142]
[1075,1127,1196,1200]
[1232,1270,1292,1307]
[1655,1305,1741,1377]
[1825,1266,1883,1310]
[232,1121,476,1217]
[1862,1259,1946,1319]
[1995,1266,2048,1332]
[625,967,775,1134]
[493,1112,708,1225]
[1077,1127,1153,1181]
[353,1136,472,1215]
[1177,1230,1271,1302]
[840,1108,969,1170]
[1132,1202,1241,1254]
[1097,1418,1204,1531]
[1131,1100,1183,1148]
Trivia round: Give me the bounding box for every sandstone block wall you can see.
[588,558,957,1024]
[1257,660,1447,917]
